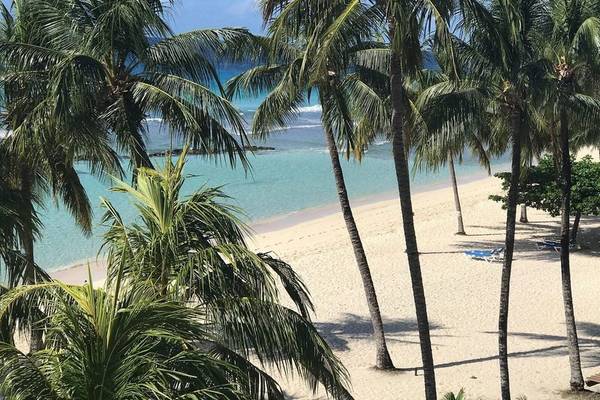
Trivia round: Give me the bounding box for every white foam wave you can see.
[261,124,322,134]
[145,117,163,123]
[297,104,322,113]
[373,140,390,146]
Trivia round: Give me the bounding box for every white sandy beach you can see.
[50,169,600,399]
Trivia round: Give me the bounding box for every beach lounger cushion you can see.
[464,248,505,262]
[535,239,578,252]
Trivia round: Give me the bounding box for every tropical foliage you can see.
[227,0,395,369]
[491,155,600,239]
[1,0,600,399]
[0,280,249,399]
[0,0,250,171]
[98,149,352,400]
[0,0,256,352]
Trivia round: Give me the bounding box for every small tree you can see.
[491,155,600,242]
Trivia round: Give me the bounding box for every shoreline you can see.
[50,170,497,284]
[43,163,600,399]
[251,166,496,234]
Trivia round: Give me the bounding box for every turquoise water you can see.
[36,108,508,269]
[29,64,509,269]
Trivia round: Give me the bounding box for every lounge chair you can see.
[586,372,600,387]
[535,239,578,253]
[464,247,505,263]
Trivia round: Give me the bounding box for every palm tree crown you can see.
[1,0,251,171]
[100,149,353,400]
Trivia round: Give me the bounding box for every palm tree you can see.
[99,149,354,399]
[0,0,250,172]
[379,2,458,398]
[0,2,123,350]
[228,1,395,370]
[457,2,548,398]
[540,0,600,391]
[262,0,456,395]
[519,205,529,222]
[411,59,496,236]
[0,280,250,399]
[0,2,117,282]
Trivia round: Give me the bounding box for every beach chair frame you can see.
[464,248,505,263]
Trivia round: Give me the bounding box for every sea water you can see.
[33,67,509,270]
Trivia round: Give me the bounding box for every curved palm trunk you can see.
[390,31,437,400]
[499,110,522,400]
[448,153,466,235]
[19,168,44,353]
[323,126,395,370]
[559,108,584,391]
[519,205,528,223]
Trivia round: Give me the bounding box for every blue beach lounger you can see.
[535,239,577,253]
[464,247,505,263]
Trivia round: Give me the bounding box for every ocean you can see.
[34,68,508,270]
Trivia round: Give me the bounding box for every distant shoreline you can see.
[49,168,498,284]
[251,166,498,234]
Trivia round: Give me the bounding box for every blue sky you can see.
[167,0,263,33]
[2,0,264,33]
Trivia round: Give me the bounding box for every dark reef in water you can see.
[146,146,276,158]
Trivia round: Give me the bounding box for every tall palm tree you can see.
[0,1,120,283]
[99,149,354,400]
[411,60,496,236]
[457,2,548,398]
[0,280,250,399]
[0,0,250,172]
[262,1,456,395]
[540,0,600,390]
[229,1,395,370]
[378,2,458,398]
[0,2,122,350]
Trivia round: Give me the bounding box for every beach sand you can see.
[49,173,600,400]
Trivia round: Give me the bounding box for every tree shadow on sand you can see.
[418,217,600,262]
[395,322,600,373]
[314,313,446,352]
[488,322,600,370]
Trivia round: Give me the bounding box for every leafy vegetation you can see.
[491,155,600,240]
[1,0,600,399]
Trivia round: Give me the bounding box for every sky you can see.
[1,0,265,33]
[167,0,264,33]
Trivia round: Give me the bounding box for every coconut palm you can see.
[0,1,119,283]
[0,0,250,172]
[228,1,395,370]
[99,148,353,400]
[456,1,549,398]
[379,2,458,398]
[410,58,497,236]
[538,0,600,391]
[0,2,123,350]
[261,1,457,396]
[0,279,250,400]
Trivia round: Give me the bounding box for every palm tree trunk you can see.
[570,211,581,243]
[19,168,44,353]
[558,108,584,391]
[499,109,522,400]
[519,205,528,223]
[323,125,394,370]
[448,153,466,235]
[20,168,36,284]
[389,25,437,400]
